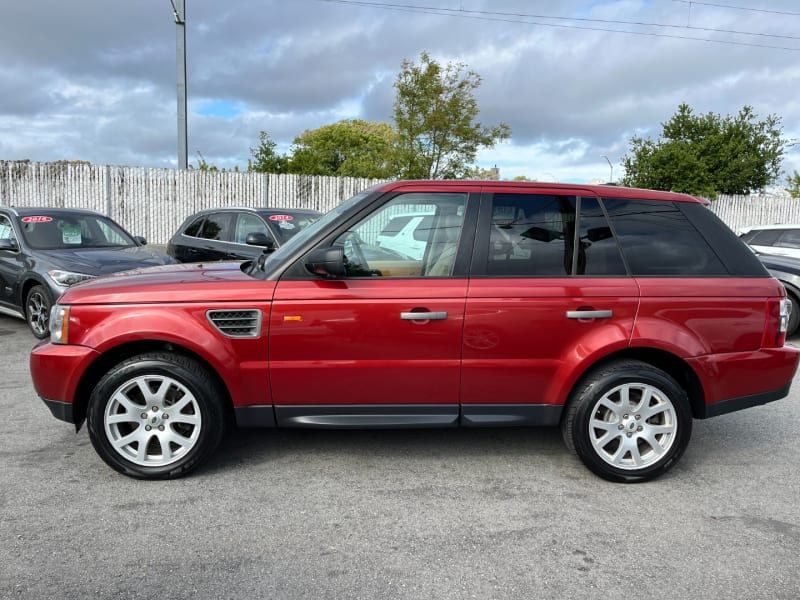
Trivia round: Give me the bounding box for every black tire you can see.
[787,293,800,337]
[561,360,692,483]
[26,284,53,339]
[86,352,227,479]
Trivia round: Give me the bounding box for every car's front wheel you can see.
[562,360,692,483]
[26,284,53,339]
[86,352,227,479]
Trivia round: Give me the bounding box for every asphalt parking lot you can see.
[1,314,799,600]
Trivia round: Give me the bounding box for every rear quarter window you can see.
[603,198,727,276]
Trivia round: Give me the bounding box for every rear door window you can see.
[199,213,233,241]
[480,194,625,277]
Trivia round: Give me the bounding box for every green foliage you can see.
[192,151,220,172]
[788,170,800,199]
[288,120,398,178]
[393,52,510,179]
[248,131,290,173]
[620,104,786,197]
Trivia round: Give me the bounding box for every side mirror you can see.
[0,238,18,252]
[246,232,276,253]
[134,236,147,246]
[305,246,345,278]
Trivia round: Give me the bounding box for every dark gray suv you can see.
[0,207,174,338]
[167,207,321,263]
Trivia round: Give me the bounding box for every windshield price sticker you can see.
[269,215,294,221]
[21,216,53,223]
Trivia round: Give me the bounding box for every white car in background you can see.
[375,213,434,260]
[738,224,800,260]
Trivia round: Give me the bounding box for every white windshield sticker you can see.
[62,225,82,244]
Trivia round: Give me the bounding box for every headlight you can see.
[50,304,70,344]
[47,269,94,287]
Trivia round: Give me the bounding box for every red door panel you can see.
[462,277,639,406]
[270,279,467,405]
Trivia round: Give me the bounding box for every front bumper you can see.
[30,341,100,424]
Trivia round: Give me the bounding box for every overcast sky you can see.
[1,0,799,184]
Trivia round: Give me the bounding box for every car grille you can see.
[206,309,262,338]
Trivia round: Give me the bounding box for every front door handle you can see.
[401,311,448,321]
[566,309,613,319]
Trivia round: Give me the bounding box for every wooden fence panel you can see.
[3,160,799,243]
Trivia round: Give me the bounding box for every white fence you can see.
[708,194,800,233]
[0,161,385,244]
[1,160,798,243]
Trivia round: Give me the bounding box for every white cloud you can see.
[1,0,799,183]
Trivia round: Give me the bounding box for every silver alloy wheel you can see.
[27,290,49,337]
[589,382,678,470]
[103,374,202,467]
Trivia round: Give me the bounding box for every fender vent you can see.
[207,309,262,338]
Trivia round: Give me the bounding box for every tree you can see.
[620,103,786,198]
[248,131,289,173]
[288,119,397,178]
[393,52,510,179]
[788,170,800,199]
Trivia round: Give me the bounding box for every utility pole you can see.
[172,0,188,169]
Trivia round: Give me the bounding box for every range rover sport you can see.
[30,181,799,482]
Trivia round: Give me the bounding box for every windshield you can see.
[248,190,374,275]
[18,212,137,250]
[258,210,321,244]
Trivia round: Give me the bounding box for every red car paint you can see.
[29,180,800,481]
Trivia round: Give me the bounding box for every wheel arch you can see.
[565,347,706,420]
[72,340,233,429]
[21,276,52,314]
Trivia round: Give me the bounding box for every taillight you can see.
[763,298,790,348]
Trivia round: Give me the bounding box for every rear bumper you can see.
[30,341,100,423]
[688,345,800,419]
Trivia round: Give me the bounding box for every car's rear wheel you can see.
[562,360,692,483]
[86,352,226,479]
[26,284,53,339]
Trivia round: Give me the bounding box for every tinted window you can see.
[484,194,625,277]
[413,216,434,242]
[603,198,727,276]
[486,194,576,276]
[747,229,781,246]
[775,229,800,249]
[184,217,205,237]
[199,213,233,241]
[379,216,413,237]
[577,197,626,276]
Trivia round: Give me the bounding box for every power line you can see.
[315,0,800,51]
[671,1,800,17]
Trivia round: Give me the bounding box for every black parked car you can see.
[758,252,800,336]
[0,207,175,338]
[167,207,321,263]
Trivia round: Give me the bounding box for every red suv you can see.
[30,181,799,482]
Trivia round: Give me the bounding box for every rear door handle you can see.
[566,310,613,319]
[401,311,448,321]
